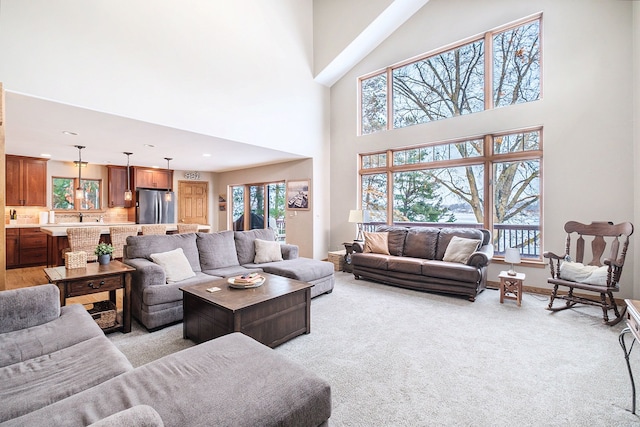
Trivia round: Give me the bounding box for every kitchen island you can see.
[41,223,211,267]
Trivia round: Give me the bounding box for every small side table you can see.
[44,260,135,333]
[342,242,355,273]
[499,271,525,307]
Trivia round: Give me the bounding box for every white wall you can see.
[634,2,640,301]
[329,0,638,296]
[0,1,326,158]
[313,0,393,74]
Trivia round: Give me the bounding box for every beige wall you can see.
[216,159,315,258]
[329,0,638,297]
[634,2,640,301]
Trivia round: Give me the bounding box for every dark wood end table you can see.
[343,242,355,273]
[180,273,312,348]
[44,260,135,333]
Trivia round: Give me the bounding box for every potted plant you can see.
[95,242,114,265]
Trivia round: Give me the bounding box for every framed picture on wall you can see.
[286,179,310,210]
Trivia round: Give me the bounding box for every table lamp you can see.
[504,248,521,276]
[349,209,364,241]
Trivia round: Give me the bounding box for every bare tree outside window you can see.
[360,17,541,134]
[493,20,540,107]
[361,73,387,135]
[361,173,387,222]
[393,40,484,128]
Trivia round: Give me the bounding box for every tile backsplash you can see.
[5,208,131,225]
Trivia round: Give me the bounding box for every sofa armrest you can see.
[353,241,364,253]
[124,258,167,290]
[280,244,299,260]
[88,405,164,427]
[0,283,61,334]
[466,244,494,268]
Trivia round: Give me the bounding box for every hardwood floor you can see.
[6,266,49,290]
[6,265,124,307]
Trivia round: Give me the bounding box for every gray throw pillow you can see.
[197,231,240,269]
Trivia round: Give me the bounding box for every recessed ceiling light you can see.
[203,153,211,157]
[40,153,52,157]
[144,144,155,148]
[62,131,78,136]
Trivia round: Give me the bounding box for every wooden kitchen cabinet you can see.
[6,155,48,206]
[134,167,172,189]
[107,165,132,208]
[6,228,47,268]
[6,228,20,268]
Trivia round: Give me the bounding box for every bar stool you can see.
[65,227,102,262]
[109,225,140,259]
[177,223,198,234]
[141,224,167,235]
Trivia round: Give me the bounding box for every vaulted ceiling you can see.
[0,0,428,171]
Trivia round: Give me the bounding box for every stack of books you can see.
[232,273,263,285]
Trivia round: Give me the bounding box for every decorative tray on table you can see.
[227,273,265,289]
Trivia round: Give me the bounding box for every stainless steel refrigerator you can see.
[136,189,176,224]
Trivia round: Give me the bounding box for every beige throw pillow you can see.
[442,236,481,263]
[254,239,283,263]
[150,248,196,283]
[363,231,390,255]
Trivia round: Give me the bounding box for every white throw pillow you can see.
[150,248,195,283]
[442,236,481,264]
[254,239,283,264]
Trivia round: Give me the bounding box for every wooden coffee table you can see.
[180,273,312,348]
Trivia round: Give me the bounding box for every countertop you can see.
[38,223,211,236]
[5,222,137,229]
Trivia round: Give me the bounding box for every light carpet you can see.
[109,272,640,426]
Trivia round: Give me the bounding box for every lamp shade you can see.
[348,210,363,223]
[504,248,521,264]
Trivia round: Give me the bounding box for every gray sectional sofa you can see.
[123,229,335,330]
[0,283,332,426]
[352,225,493,301]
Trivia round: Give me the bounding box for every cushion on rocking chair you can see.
[559,261,609,286]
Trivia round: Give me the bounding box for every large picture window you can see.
[359,15,541,135]
[360,129,542,259]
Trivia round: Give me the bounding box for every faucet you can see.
[79,212,83,223]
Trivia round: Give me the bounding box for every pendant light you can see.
[164,157,173,202]
[123,152,133,202]
[74,145,85,200]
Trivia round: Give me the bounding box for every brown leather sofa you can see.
[351,225,493,301]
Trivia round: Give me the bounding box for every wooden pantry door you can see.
[178,181,208,225]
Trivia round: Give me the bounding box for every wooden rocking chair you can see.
[544,221,633,325]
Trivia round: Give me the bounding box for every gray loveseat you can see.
[124,229,335,330]
[352,226,493,301]
[0,284,332,426]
